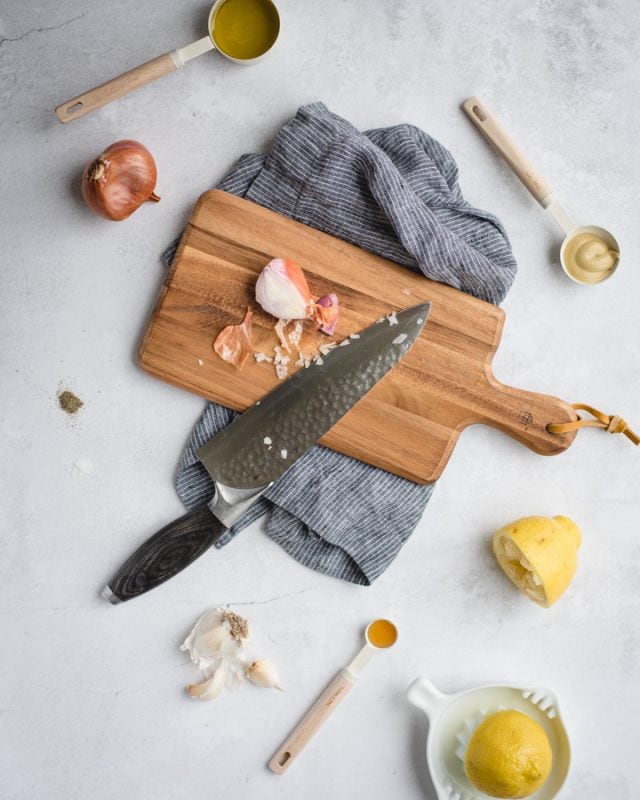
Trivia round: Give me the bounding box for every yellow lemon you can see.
[493,515,581,607]
[464,709,553,798]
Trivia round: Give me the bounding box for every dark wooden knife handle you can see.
[103,506,227,604]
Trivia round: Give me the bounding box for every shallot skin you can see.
[213,308,254,369]
[315,292,339,335]
[81,139,160,221]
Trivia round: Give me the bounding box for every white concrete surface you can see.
[2,1,639,798]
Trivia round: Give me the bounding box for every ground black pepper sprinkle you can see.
[58,390,83,415]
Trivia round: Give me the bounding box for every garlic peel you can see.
[247,659,283,691]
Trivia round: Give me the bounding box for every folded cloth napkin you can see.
[168,102,517,586]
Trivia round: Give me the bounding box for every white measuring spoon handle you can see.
[462,97,552,204]
[55,36,213,123]
[269,669,356,774]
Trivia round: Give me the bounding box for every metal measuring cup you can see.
[463,97,620,285]
[55,0,280,123]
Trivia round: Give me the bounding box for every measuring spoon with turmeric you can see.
[55,0,280,123]
[269,619,398,774]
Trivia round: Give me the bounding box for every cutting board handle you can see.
[481,378,578,455]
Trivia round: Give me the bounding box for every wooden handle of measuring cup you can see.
[269,669,355,774]
[55,52,177,123]
[462,97,551,203]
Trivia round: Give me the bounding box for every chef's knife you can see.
[102,303,431,604]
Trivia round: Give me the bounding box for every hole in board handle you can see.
[66,102,83,115]
[472,104,487,121]
[278,751,291,767]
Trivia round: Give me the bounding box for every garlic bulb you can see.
[247,659,283,691]
[181,608,248,671]
[180,608,281,702]
[255,258,313,320]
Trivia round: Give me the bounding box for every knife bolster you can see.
[208,481,272,528]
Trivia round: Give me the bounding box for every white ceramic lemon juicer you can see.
[463,97,620,286]
[407,677,571,800]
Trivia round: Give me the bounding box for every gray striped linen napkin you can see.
[168,102,516,586]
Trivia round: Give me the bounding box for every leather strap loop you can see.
[548,404,639,445]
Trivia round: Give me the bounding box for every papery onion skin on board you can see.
[81,139,160,221]
[213,308,254,369]
[314,292,339,335]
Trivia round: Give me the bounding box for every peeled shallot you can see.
[255,258,313,320]
[255,258,340,334]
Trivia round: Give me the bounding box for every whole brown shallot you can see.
[81,140,160,220]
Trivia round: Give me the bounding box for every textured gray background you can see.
[1,1,639,798]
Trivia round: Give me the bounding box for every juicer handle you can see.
[407,677,448,719]
[269,669,356,774]
[462,97,552,203]
[55,52,178,123]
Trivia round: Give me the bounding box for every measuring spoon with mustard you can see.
[55,0,280,123]
[269,619,398,774]
[463,97,620,285]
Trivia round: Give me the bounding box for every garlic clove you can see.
[255,258,312,320]
[198,624,235,658]
[213,308,254,370]
[246,659,283,691]
[187,665,227,700]
[314,292,339,335]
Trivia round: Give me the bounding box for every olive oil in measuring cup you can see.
[56,0,280,122]
[212,0,280,61]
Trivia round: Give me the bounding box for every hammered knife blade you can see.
[102,302,430,603]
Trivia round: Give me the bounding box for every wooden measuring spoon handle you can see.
[481,378,578,455]
[269,669,355,774]
[462,97,552,203]
[55,52,178,123]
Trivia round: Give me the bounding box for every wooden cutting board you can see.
[139,190,578,483]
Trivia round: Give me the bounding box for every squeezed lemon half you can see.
[464,709,553,798]
[493,515,581,607]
